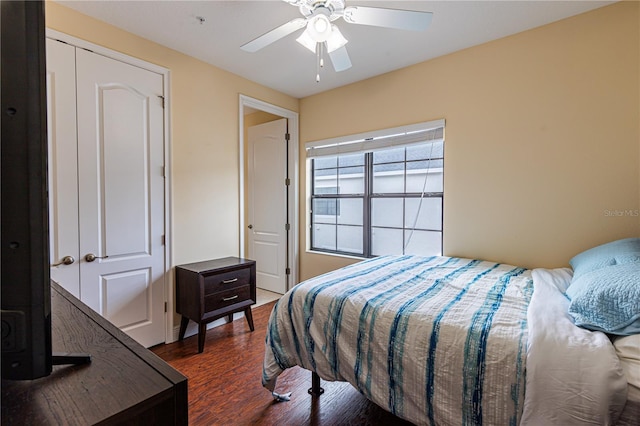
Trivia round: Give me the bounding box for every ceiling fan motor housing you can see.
[296,0,345,21]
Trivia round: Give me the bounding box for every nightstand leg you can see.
[244,307,255,332]
[178,316,189,341]
[198,323,206,353]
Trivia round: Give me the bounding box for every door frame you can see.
[239,95,299,291]
[46,29,174,343]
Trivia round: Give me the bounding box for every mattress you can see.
[263,256,630,425]
[264,255,533,425]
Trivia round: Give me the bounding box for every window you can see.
[308,120,444,258]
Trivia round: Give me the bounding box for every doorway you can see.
[239,95,299,294]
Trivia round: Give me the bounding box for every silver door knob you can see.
[85,253,109,262]
[51,255,75,267]
[248,224,253,229]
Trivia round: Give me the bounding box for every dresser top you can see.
[1,283,187,425]
[175,256,255,274]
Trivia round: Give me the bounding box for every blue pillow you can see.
[570,238,640,278]
[566,238,640,335]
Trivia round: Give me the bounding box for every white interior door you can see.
[46,40,166,348]
[248,119,288,294]
[75,49,165,347]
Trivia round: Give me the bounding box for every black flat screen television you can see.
[1,0,53,380]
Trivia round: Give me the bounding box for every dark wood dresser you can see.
[1,282,188,425]
[176,257,256,353]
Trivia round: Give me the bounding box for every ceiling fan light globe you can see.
[326,25,348,53]
[296,28,318,53]
[307,14,332,42]
[314,16,329,33]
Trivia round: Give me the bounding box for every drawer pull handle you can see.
[222,278,238,284]
[222,295,239,302]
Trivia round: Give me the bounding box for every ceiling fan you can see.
[240,0,433,81]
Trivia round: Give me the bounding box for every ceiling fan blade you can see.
[328,46,352,72]
[343,6,432,31]
[241,18,307,53]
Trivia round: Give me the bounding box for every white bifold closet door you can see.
[46,39,166,348]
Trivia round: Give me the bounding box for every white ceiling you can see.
[56,0,615,98]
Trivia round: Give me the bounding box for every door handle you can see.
[51,255,75,267]
[248,224,253,229]
[85,253,109,262]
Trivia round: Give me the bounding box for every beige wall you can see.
[45,1,299,269]
[45,1,640,287]
[45,2,299,328]
[299,1,640,279]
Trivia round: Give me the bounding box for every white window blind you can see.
[305,119,445,158]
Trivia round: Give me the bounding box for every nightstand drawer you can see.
[204,285,251,313]
[203,268,251,295]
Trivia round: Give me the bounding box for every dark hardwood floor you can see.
[151,300,414,425]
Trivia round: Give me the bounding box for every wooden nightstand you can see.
[175,257,256,353]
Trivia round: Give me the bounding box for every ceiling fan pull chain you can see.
[316,42,321,82]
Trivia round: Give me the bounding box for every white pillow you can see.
[614,334,640,390]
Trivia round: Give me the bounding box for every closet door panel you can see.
[100,84,149,256]
[75,48,166,347]
[46,39,80,298]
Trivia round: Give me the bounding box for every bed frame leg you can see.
[308,371,324,396]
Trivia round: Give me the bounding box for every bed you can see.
[262,239,640,425]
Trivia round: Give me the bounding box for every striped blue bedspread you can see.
[262,255,534,425]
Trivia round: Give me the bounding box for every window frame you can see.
[310,155,368,256]
[309,124,444,258]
